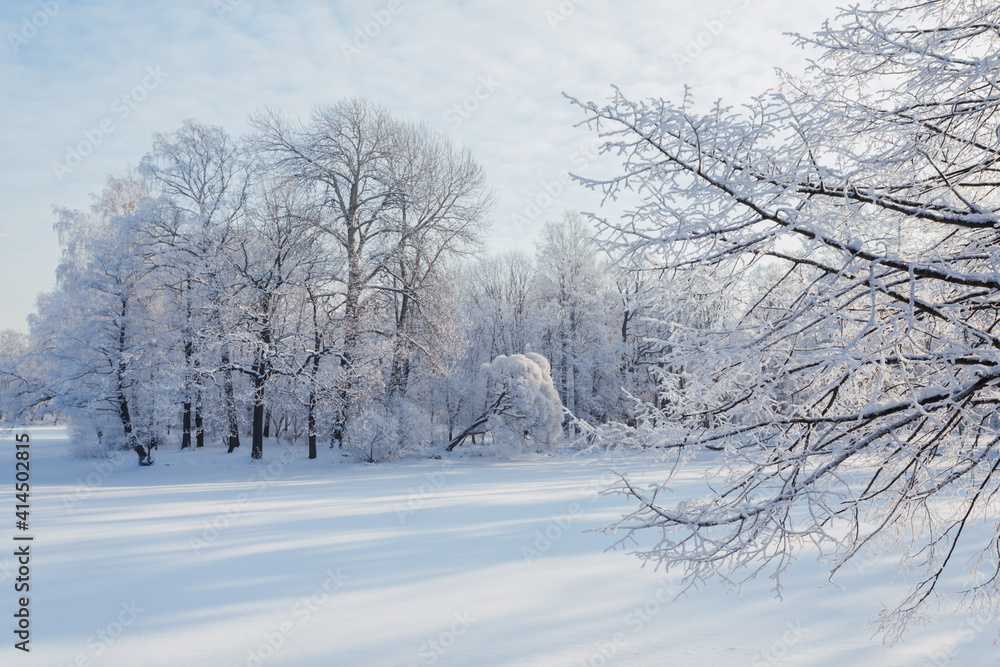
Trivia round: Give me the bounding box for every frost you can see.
[480,352,564,452]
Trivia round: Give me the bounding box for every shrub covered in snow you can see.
[480,352,563,452]
[343,396,434,462]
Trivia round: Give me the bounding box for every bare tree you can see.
[380,122,492,398]
[252,98,492,449]
[465,251,538,361]
[251,99,402,446]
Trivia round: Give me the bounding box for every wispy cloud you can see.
[0,0,845,330]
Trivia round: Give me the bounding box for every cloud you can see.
[0,0,846,331]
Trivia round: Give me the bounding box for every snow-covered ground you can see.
[2,427,999,666]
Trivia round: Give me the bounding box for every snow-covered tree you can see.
[447,352,563,453]
[464,251,537,361]
[140,119,252,453]
[31,173,158,463]
[227,177,322,459]
[607,253,676,422]
[296,264,342,460]
[573,0,1000,638]
[535,212,620,424]
[380,122,492,399]
[0,329,32,422]
[252,98,492,454]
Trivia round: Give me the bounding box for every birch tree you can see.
[32,174,158,463]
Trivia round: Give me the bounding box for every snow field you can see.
[2,428,999,666]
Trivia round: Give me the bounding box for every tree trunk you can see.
[445,393,505,451]
[181,281,194,450]
[307,391,318,460]
[251,374,264,460]
[332,348,353,448]
[445,415,490,452]
[307,305,323,460]
[218,317,241,452]
[116,300,150,465]
[223,347,241,453]
[181,400,192,449]
[250,316,272,459]
[118,390,150,465]
[332,224,361,448]
[195,386,204,448]
[389,283,411,397]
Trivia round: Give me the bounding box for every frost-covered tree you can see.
[252,98,492,453]
[227,178,322,458]
[573,0,1000,638]
[438,251,538,442]
[380,122,492,399]
[464,251,537,361]
[31,174,158,463]
[0,330,34,423]
[21,100,508,464]
[140,120,252,452]
[607,253,677,421]
[535,212,619,424]
[296,264,341,460]
[447,352,563,453]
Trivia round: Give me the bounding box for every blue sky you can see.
[0,0,845,332]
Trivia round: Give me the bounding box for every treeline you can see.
[0,98,679,461]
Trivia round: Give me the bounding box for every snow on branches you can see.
[447,352,563,453]
[484,352,563,451]
[571,0,1000,640]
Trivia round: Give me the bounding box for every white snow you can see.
[482,352,563,451]
[3,427,998,666]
